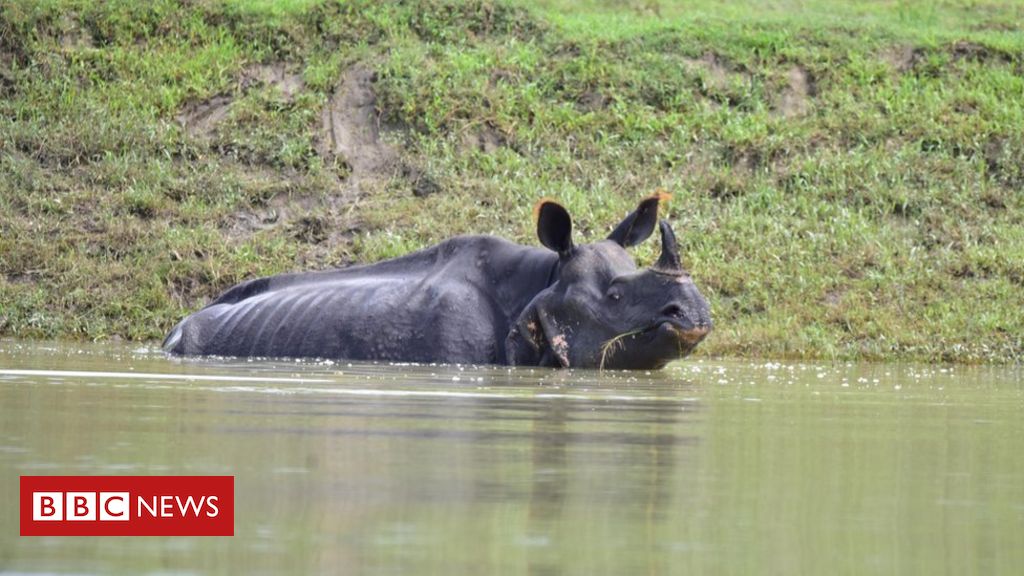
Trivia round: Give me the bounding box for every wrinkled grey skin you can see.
[164,196,712,369]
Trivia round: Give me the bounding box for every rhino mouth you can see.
[600,318,710,369]
[651,320,711,346]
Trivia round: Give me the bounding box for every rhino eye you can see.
[608,290,622,302]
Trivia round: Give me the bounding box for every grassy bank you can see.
[1,0,1022,363]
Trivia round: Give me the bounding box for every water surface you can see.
[1,341,1022,574]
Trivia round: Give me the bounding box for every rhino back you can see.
[166,236,556,363]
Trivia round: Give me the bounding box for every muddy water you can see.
[0,340,1022,575]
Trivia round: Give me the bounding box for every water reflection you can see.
[0,341,1022,575]
[529,398,568,522]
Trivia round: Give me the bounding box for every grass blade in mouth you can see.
[599,328,645,371]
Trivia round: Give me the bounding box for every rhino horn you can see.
[652,219,684,275]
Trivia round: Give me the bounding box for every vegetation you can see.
[1,0,1022,363]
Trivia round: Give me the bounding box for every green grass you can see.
[1,0,1022,363]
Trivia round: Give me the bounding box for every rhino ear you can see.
[535,199,573,255]
[607,192,668,247]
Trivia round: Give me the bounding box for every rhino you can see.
[163,195,712,369]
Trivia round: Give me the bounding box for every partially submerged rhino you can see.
[163,194,712,369]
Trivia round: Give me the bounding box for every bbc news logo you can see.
[20,476,233,536]
[32,490,219,522]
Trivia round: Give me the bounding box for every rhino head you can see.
[506,194,713,369]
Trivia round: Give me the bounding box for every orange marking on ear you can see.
[650,189,673,205]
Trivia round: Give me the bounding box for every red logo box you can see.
[20,476,233,536]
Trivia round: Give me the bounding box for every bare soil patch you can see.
[949,40,1012,63]
[776,65,815,117]
[460,123,508,154]
[190,62,436,256]
[682,52,752,107]
[176,96,233,139]
[241,62,305,101]
[683,52,736,88]
[883,41,1014,75]
[317,64,397,184]
[58,13,93,49]
[575,90,610,112]
[176,60,303,138]
[883,45,921,72]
